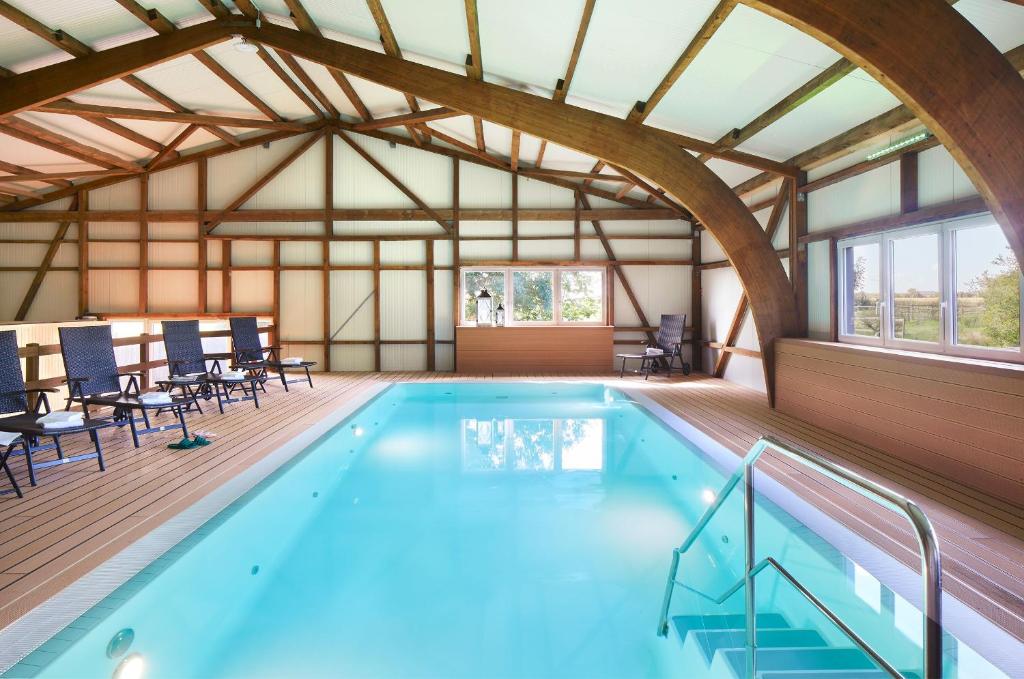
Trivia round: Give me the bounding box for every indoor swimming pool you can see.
[3,383,1016,679]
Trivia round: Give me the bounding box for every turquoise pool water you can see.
[4,383,1016,678]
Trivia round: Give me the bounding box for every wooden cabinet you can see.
[455,326,613,373]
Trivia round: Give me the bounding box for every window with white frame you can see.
[460,267,606,326]
[837,215,1022,360]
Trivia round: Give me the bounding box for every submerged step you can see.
[719,647,879,677]
[671,612,790,641]
[758,672,922,679]
[690,628,827,663]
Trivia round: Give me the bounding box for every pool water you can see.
[5,383,1016,678]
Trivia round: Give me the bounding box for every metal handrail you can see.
[656,435,942,679]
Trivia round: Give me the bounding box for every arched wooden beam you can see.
[244,22,800,399]
[747,0,1024,269]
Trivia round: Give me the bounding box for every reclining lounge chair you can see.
[60,325,192,448]
[229,316,316,392]
[616,313,691,380]
[0,329,107,487]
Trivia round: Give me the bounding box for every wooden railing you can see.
[18,326,276,392]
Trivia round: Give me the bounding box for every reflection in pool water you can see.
[461,418,604,472]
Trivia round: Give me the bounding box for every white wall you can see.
[0,131,692,373]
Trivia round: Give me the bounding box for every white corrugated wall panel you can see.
[206,272,223,313]
[149,163,197,210]
[336,135,417,209]
[458,221,510,237]
[149,222,196,240]
[148,271,198,312]
[459,240,511,260]
[331,345,375,371]
[231,241,273,266]
[333,220,439,236]
[281,241,324,266]
[433,240,453,267]
[90,271,139,313]
[347,134,451,205]
[149,242,197,267]
[918,145,980,207]
[89,179,140,209]
[434,270,454,342]
[280,271,324,341]
[380,271,426,340]
[241,138,325,210]
[90,240,138,267]
[518,221,573,237]
[330,241,373,265]
[807,164,898,232]
[806,240,831,340]
[89,222,139,240]
[517,239,574,260]
[330,271,374,340]
[25,272,77,322]
[382,344,426,371]
[208,134,318,210]
[434,345,454,372]
[0,273,30,319]
[458,162,510,208]
[380,240,425,265]
[231,271,273,312]
[517,177,575,208]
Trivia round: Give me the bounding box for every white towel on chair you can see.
[645,347,664,356]
[0,431,21,447]
[222,370,247,381]
[37,411,84,429]
[280,357,303,365]
[140,391,173,405]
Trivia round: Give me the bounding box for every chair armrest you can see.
[122,372,146,378]
[64,376,89,384]
[25,388,59,394]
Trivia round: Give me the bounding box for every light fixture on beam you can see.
[233,35,259,53]
[865,132,931,161]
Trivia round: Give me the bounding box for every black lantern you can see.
[495,303,505,327]
[475,289,493,326]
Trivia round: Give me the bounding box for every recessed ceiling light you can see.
[234,36,259,53]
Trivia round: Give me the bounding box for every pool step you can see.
[672,613,921,679]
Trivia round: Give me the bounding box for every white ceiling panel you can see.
[955,0,1024,52]
[384,0,468,69]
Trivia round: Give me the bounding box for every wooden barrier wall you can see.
[455,326,614,373]
[774,338,1024,506]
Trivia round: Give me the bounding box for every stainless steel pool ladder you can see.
[656,435,943,679]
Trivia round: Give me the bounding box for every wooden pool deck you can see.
[0,372,1021,643]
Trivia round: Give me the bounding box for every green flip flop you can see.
[168,437,196,450]
[192,435,211,447]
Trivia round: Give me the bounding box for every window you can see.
[460,267,605,326]
[837,216,1022,361]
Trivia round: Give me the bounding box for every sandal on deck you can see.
[168,438,196,450]
[192,436,211,447]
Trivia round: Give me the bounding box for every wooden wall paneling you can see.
[774,338,1024,505]
[197,157,208,314]
[455,326,613,373]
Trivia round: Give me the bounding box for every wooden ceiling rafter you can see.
[112,0,283,122]
[364,0,428,146]
[35,102,314,131]
[0,118,141,172]
[628,0,736,124]
[283,0,374,122]
[353,108,461,131]
[463,0,487,153]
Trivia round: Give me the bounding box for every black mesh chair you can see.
[162,320,223,377]
[616,313,691,380]
[0,329,107,488]
[60,325,192,448]
[229,317,315,391]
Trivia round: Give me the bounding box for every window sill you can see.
[780,338,1024,376]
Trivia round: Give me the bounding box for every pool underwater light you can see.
[112,653,145,679]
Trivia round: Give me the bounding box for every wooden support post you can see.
[222,239,232,313]
[139,332,150,390]
[272,240,281,349]
[605,263,614,326]
[77,190,88,316]
[511,172,519,260]
[15,195,79,320]
[452,158,460,371]
[900,151,919,214]
[828,236,838,342]
[373,239,381,371]
[691,227,703,372]
[323,131,333,371]
[139,174,149,314]
[573,190,581,261]
[197,157,208,313]
[25,343,39,410]
[789,172,808,336]
[426,240,435,371]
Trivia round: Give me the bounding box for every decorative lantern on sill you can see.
[495,303,505,327]
[475,289,493,327]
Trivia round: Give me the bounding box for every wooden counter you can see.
[455,325,613,373]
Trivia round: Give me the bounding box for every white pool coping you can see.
[0,382,391,674]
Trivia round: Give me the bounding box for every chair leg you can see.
[24,443,37,486]
[91,429,106,472]
[2,445,23,498]
[252,383,260,409]
[279,369,289,392]
[54,435,65,460]
[619,357,626,378]
[176,406,189,440]
[128,413,140,448]
[305,366,313,389]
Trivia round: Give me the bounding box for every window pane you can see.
[512,270,554,321]
[891,233,940,343]
[954,224,1021,349]
[841,243,881,337]
[463,271,504,323]
[560,270,603,322]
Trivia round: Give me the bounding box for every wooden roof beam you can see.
[0,118,141,171]
[353,107,461,131]
[463,0,487,152]
[36,102,312,131]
